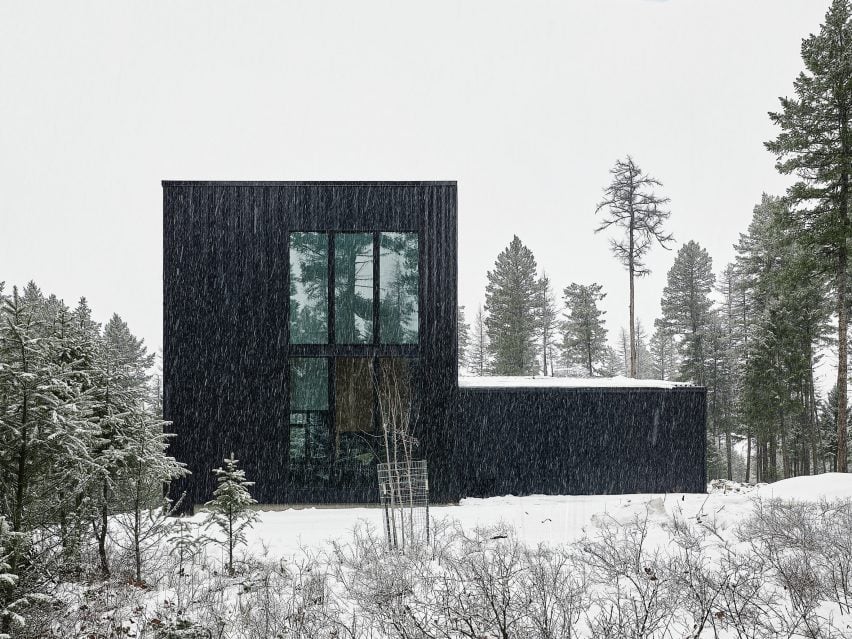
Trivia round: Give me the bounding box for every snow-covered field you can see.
[43,474,852,638]
[198,473,852,560]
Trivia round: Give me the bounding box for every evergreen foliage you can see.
[0,517,24,639]
[469,305,489,376]
[204,455,258,575]
[484,236,541,375]
[765,0,852,471]
[457,305,471,373]
[561,283,608,376]
[660,241,716,386]
[649,319,678,381]
[537,273,559,376]
[0,280,186,630]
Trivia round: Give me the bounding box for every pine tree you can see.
[484,236,540,375]
[0,285,94,541]
[736,197,831,481]
[595,156,673,377]
[765,0,852,472]
[90,314,156,577]
[818,385,852,471]
[561,283,608,376]
[469,305,489,376]
[0,285,96,634]
[537,273,559,376]
[715,265,742,480]
[634,320,654,379]
[204,455,258,575]
[616,327,631,376]
[649,318,678,381]
[457,305,471,373]
[111,410,187,584]
[660,241,716,386]
[168,518,203,577]
[598,345,624,377]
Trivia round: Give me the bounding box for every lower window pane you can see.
[289,358,330,479]
[335,358,378,475]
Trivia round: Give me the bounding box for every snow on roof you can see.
[458,375,693,390]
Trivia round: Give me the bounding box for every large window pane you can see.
[334,358,377,468]
[289,232,328,344]
[290,358,328,411]
[289,358,329,467]
[380,232,418,344]
[335,234,374,343]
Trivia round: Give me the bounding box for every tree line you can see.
[0,281,184,633]
[459,0,852,481]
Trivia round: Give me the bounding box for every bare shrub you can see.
[582,512,679,638]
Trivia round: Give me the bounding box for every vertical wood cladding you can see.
[447,387,707,499]
[164,182,457,506]
[164,181,706,507]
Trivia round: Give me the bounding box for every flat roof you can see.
[161,180,457,187]
[459,376,695,390]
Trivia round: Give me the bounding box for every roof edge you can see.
[161,180,458,188]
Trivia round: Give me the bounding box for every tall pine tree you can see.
[595,156,673,377]
[484,236,540,375]
[561,282,608,376]
[660,241,716,386]
[765,0,852,471]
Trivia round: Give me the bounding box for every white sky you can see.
[0,0,830,368]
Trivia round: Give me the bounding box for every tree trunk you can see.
[769,435,778,482]
[629,267,636,378]
[726,428,732,481]
[629,214,637,378]
[808,361,819,475]
[746,428,752,483]
[99,481,110,578]
[837,244,848,473]
[587,342,593,377]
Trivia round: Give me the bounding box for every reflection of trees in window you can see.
[289,233,328,344]
[335,234,373,343]
[380,233,418,344]
[289,358,330,477]
[334,358,378,474]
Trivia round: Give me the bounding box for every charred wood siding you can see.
[446,387,707,499]
[163,182,457,506]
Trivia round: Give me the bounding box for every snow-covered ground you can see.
[191,472,852,560]
[46,473,852,637]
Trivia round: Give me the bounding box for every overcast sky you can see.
[0,0,830,369]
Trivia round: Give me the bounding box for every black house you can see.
[163,181,706,507]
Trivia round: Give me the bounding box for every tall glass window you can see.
[289,232,328,344]
[334,358,377,472]
[289,358,329,467]
[334,234,374,343]
[379,232,419,344]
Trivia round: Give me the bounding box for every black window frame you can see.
[285,228,422,484]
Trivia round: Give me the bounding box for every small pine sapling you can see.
[204,455,258,575]
[168,518,203,577]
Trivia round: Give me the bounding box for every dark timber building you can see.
[163,181,706,507]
